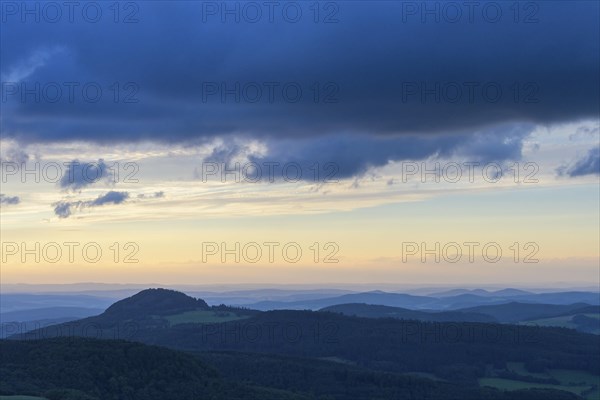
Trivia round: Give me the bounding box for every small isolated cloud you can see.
[53,191,129,219]
[89,190,129,206]
[53,201,75,218]
[558,147,600,177]
[0,194,20,205]
[137,191,164,199]
[60,159,112,191]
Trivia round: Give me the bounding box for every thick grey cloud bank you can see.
[1,1,598,176]
[238,126,531,178]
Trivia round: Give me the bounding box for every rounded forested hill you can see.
[102,288,210,319]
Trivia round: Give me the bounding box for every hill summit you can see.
[103,288,209,318]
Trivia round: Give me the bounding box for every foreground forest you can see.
[0,338,586,400]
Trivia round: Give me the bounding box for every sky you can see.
[0,1,599,287]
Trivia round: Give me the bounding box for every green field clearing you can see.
[505,362,549,379]
[480,363,600,400]
[0,396,48,400]
[521,313,600,334]
[549,369,600,399]
[522,316,578,329]
[318,356,357,365]
[479,378,592,396]
[164,310,248,325]
[404,372,446,382]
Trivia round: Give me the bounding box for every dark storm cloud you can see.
[1,1,598,178]
[0,194,20,205]
[2,1,597,143]
[558,147,600,177]
[53,191,129,218]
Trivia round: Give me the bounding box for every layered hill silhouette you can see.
[320,301,600,335]
[0,306,105,339]
[429,288,534,297]
[242,290,600,311]
[320,303,497,323]
[13,289,600,376]
[6,289,599,400]
[459,302,596,323]
[0,306,104,322]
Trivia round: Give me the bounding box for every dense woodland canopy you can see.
[0,338,585,400]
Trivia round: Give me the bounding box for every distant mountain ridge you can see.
[319,301,600,334]
[245,292,438,311]
[3,288,598,313]
[0,306,103,322]
[0,293,114,313]
[320,303,497,323]
[429,288,534,297]
[459,302,594,323]
[0,306,105,339]
[242,290,600,311]
[12,289,600,380]
[7,288,600,340]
